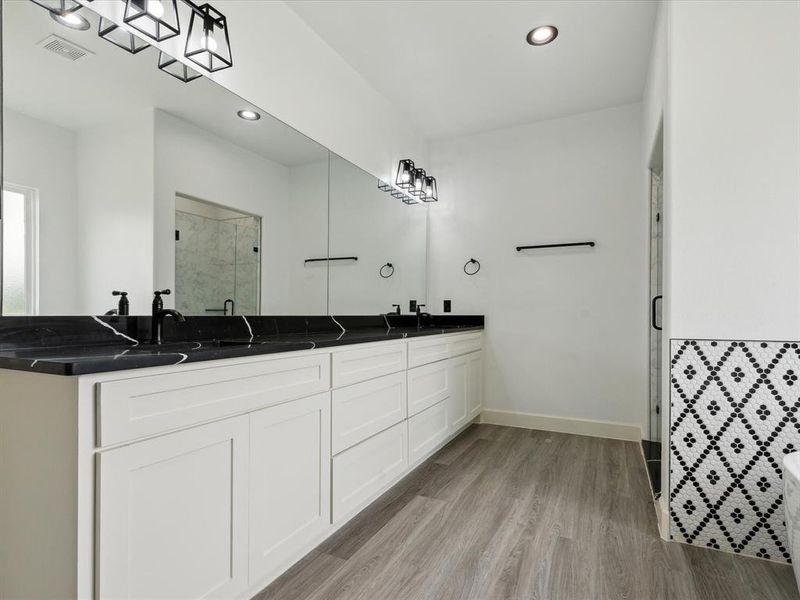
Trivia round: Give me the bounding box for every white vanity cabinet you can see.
[248,392,331,587]
[96,416,250,600]
[0,330,482,600]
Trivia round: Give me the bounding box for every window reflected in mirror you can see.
[1,185,39,316]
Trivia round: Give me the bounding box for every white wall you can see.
[77,112,154,315]
[287,160,329,315]
[428,103,648,434]
[3,110,80,314]
[667,0,800,341]
[85,0,428,184]
[328,157,428,315]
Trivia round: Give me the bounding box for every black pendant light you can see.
[411,168,426,197]
[158,51,202,82]
[422,176,438,202]
[124,0,180,42]
[30,0,82,15]
[395,159,415,190]
[98,17,150,54]
[184,4,232,72]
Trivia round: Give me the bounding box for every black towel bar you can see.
[516,242,595,251]
[304,256,358,264]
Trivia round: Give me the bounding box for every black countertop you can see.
[0,315,483,376]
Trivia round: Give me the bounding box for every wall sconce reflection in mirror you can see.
[378,179,421,205]
[464,258,481,276]
[158,52,202,82]
[99,17,151,54]
[379,263,395,279]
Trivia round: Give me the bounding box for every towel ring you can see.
[380,262,395,278]
[464,258,481,276]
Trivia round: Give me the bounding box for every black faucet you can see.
[113,291,129,316]
[224,298,235,316]
[150,289,185,345]
[104,290,129,316]
[391,304,401,315]
[416,304,430,328]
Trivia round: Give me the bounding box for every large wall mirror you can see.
[1,0,427,317]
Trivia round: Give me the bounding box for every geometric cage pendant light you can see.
[390,159,439,204]
[184,3,232,72]
[29,0,83,15]
[124,0,180,42]
[120,0,233,72]
[98,17,151,54]
[395,159,415,190]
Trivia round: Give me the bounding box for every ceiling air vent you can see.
[37,34,94,62]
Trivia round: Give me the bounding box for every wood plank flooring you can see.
[254,424,799,600]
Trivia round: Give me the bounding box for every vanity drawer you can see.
[332,372,407,455]
[407,360,450,417]
[332,341,407,388]
[408,399,450,467]
[97,354,330,446]
[332,421,408,523]
[408,332,482,368]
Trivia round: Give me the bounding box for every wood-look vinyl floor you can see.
[254,424,799,600]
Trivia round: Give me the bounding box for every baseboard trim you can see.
[480,409,642,442]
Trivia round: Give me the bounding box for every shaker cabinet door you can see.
[97,416,249,600]
[248,392,332,587]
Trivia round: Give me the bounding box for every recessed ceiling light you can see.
[49,9,90,30]
[526,25,558,46]
[237,109,261,121]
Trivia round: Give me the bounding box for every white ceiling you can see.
[3,0,328,166]
[287,0,658,140]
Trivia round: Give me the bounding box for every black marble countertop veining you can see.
[0,315,484,376]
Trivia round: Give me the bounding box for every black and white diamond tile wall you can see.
[670,339,800,562]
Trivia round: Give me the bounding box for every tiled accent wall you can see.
[670,339,800,562]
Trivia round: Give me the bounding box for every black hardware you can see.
[464,258,481,275]
[396,159,415,189]
[184,2,233,73]
[652,295,663,331]
[380,263,395,278]
[112,290,129,316]
[224,298,234,316]
[124,0,180,42]
[444,300,452,313]
[253,247,259,253]
[415,304,430,328]
[516,241,596,251]
[304,256,358,265]
[409,300,417,313]
[391,304,401,315]
[98,16,150,54]
[150,289,185,344]
[175,229,180,241]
